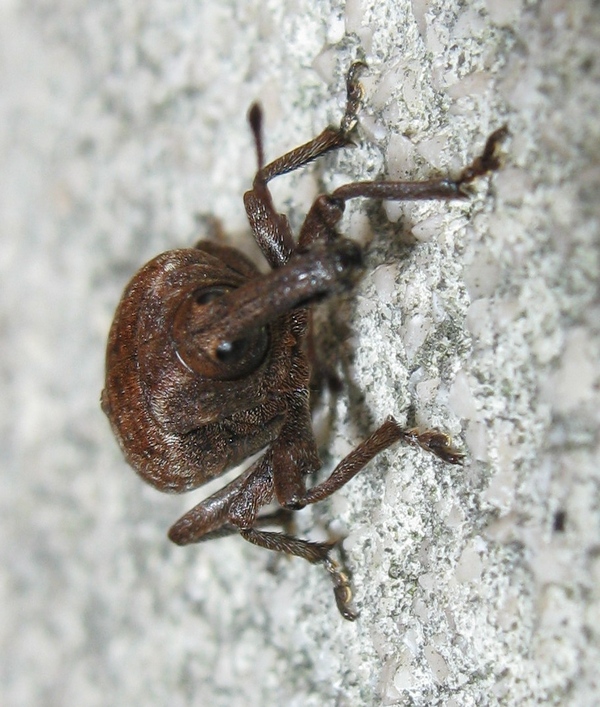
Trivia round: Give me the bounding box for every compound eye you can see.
[194,286,229,305]
[174,285,269,380]
[216,338,251,362]
[212,328,269,377]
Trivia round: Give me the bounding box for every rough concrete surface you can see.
[1,0,599,705]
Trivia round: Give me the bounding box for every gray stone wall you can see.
[1,1,598,705]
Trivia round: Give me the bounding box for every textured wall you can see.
[1,1,599,705]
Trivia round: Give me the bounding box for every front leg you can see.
[243,62,366,267]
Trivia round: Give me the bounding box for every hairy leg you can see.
[243,63,366,267]
[299,126,508,247]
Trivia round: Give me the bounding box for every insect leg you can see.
[219,443,359,620]
[332,125,508,202]
[244,62,366,267]
[168,454,274,545]
[299,126,508,247]
[251,61,365,187]
[295,417,463,508]
[239,527,357,621]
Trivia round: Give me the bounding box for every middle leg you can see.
[302,417,463,507]
[299,126,508,247]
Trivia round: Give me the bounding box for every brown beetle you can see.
[102,63,506,620]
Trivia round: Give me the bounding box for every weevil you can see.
[102,63,506,619]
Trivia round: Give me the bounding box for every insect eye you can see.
[194,286,230,305]
[216,338,250,362]
[174,285,269,380]
[210,329,269,378]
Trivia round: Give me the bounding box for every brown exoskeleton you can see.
[102,63,506,620]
